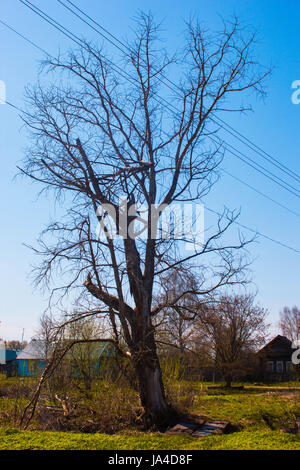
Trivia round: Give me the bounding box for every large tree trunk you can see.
[225,375,232,388]
[132,313,174,428]
[83,271,173,427]
[135,351,171,428]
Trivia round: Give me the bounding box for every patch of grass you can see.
[0,428,299,450]
[191,391,300,431]
[1,375,300,449]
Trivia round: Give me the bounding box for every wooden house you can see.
[16,338,115,377]
[0,341,19,375]
[257,335,297,381]
[16,339,46,376]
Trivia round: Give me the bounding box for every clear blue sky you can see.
[0,0,299,341]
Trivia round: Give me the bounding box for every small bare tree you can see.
[6,340,28,351]
[20,13,269,425]
[279,307,300,342]
[193,294,269,387]
[36,312,57,361]
[65,315,112,392]
[19,310,117,429]
[154,269,198,355]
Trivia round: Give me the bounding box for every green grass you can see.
[1,375,300,450]
[191,392,300,431]
[0,428,299,450]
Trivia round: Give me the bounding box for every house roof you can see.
[16,339,47,360]
[66,341,114,358]
[16,338,114,360]
[258,335,293,357]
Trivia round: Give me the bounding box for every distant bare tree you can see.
[65,315,112,392]
[20,13,269,425]
[36,312,57,361]
[194,294,269,387]
[6,340,27,351]
[20,310,117,429]
[280,306,300,342]
[154,269,198,355]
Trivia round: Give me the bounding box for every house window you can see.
[266,361,274,372]
[276,361,284,373]
[286,361,294,373]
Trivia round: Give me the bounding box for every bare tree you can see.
[19,310,117,429]
[36,312,57,361]
[65,315,112,392]
[6,340,28,351]
[279,306,300,342]
[154,269,198,355]
[194,294,269,387]
[20,13,269,425]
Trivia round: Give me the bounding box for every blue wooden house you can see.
[0,341,19,374]
[16,338,115,377]
[0,345,18,364]
[16,339,46,376]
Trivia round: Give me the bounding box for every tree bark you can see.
[136,359,170,426]
[84,274,172,426]
[131,312,173,428]
[134,342,172,428]
[225,375,232,388]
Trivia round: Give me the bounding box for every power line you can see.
[59,0,300,185]
[54,0,300,197]
[18,0,83,48]
[15,0,300,201]
[6,3,300,203]
[221,169,300,219]
[0,18,49,55]
[6,81,300,219]
[6,99,300,256]
[205,207,300,255]
[11,1,300,202]
[210,136,300,199]
[213,117,300,184]
[2,8,300,255]
[16,0,300,199]
[59,0,127,55]
[156,179,300,255]
[16,0,162,97]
